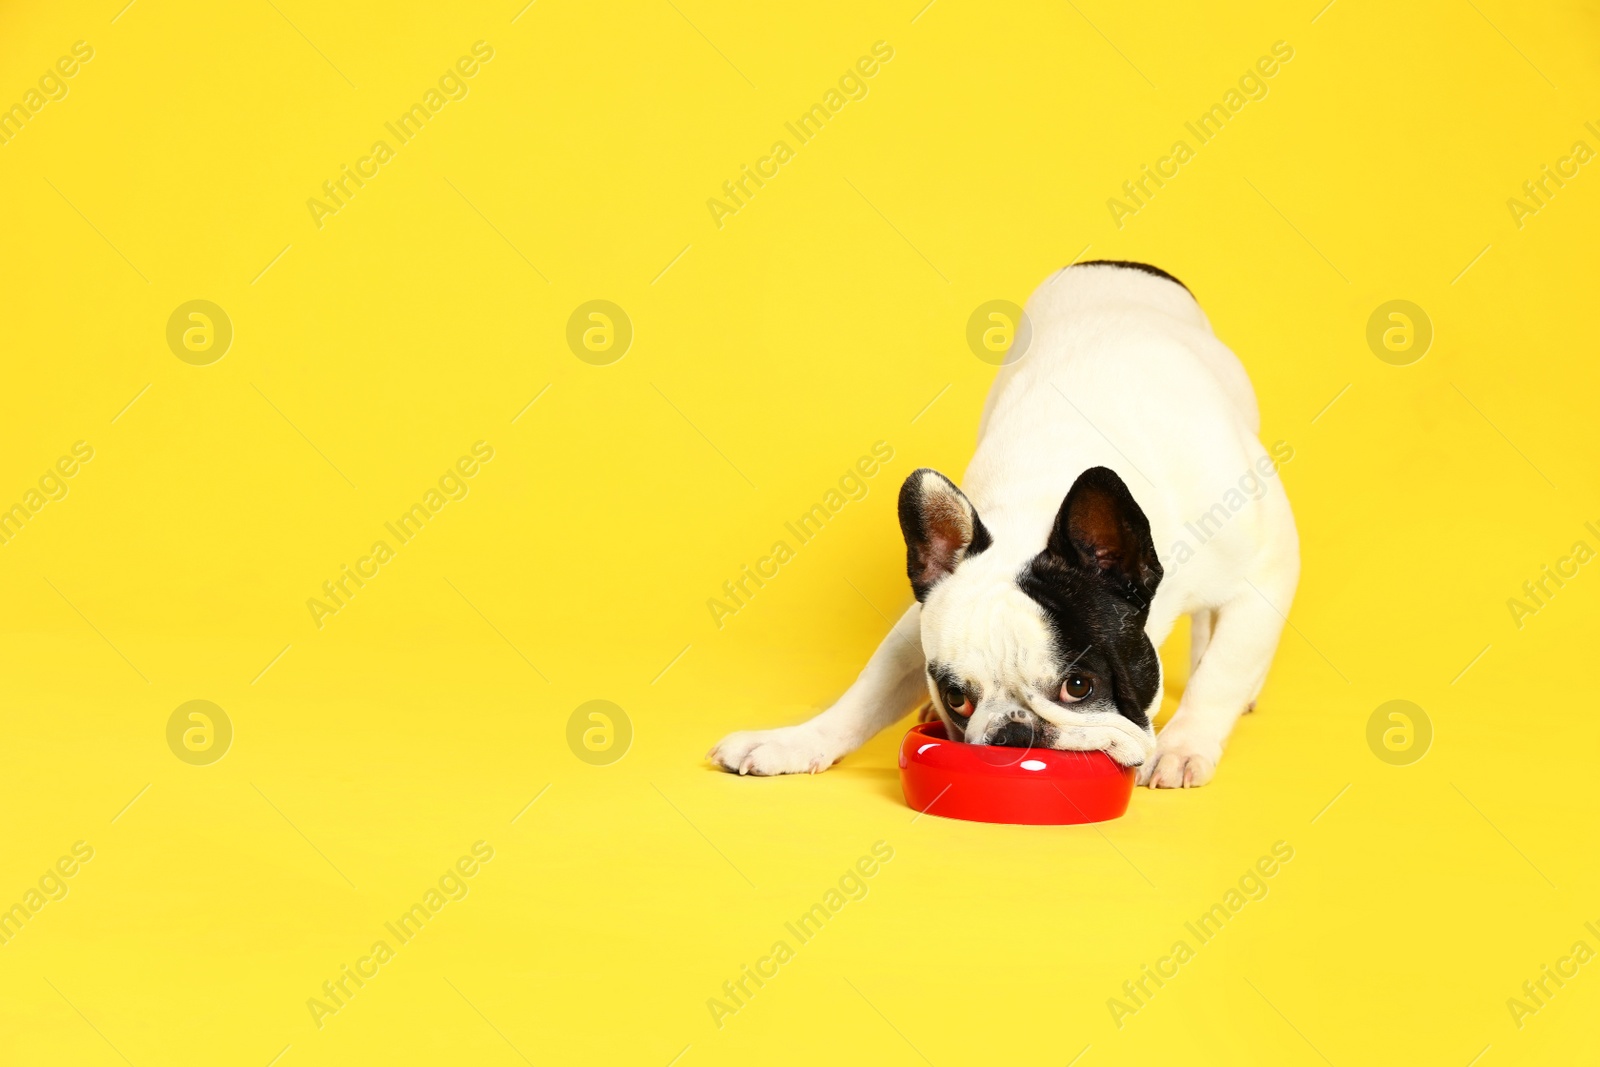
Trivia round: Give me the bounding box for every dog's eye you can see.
[1060,673,1093,702]
[943,687,973,717]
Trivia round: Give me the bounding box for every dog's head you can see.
[898,466,1162,766]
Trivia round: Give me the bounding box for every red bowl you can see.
[898,721,1135,825]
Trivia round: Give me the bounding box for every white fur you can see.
[916,544,1156,766]
[710,265,1300,787]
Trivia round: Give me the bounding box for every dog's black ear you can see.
[1046,467,1162,608]
[898,468,992,601]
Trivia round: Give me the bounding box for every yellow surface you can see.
[1,1,1597,1063]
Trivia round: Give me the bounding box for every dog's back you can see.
[964,261,1293,630]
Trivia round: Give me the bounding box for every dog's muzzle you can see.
[987,719,1039,748]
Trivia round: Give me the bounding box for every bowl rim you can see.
[898,721,1135,825]
[901,720,1131,777]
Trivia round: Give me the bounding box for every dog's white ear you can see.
[898,468,991,601]
[1046,467,1163,607]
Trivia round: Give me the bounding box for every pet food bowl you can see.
[898,721,1135,825]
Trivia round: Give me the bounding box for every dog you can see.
[709,261,1299,787]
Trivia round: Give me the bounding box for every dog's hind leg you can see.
[709,604,926,775]
[1189,608,1216,678]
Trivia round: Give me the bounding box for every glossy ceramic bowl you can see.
[898,721,1135,825]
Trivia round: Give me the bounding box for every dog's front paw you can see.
[708,727,839,776]
[1137,732,1221,789]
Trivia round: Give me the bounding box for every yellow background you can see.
[2,0,1597,1063]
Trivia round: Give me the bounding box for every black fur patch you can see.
[1046,466,1163,610]
[1016,467,1166,728]
[1070,259,1190,294]
[1017,560,1160,729]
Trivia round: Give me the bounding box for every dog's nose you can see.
[989,719,1037,748]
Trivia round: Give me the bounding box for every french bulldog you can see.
[710,261,1300,787]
